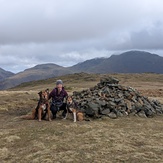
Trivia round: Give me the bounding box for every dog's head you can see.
[38,89,49,100]
[66,96,73,105]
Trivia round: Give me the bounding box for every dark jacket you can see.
[49,87,68,104]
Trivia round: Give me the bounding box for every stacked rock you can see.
[72,77,163,118]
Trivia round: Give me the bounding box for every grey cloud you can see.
[114,21,163,50]
[131,24,163,49]
[0,0,156,44]
[0,0,163,72]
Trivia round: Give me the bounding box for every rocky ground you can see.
[0,73,163,163]
[72,77,163,119]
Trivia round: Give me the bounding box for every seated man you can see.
[49,80,68,119]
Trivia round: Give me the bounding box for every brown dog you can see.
[20,89,51,122]
[64,96,84,122]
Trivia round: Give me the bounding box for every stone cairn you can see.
[72,77,163,118]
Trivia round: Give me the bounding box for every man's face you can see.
[57,84,63,91]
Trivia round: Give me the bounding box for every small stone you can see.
[108,112,117,119]
[98,100,106,106]
[116,111,124,117]
[114,98,122,103]
[101,109,110,115]
[118,93,123,98]
[108,101,116,106]
[137,111,147,118]
[125,99,132,112]
[144,108,154,117]
[138,97,144,105]
[87,102,99,111]
[100,77,119,85]
[85,107,95,117]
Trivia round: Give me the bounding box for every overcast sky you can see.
[0,0,163,73]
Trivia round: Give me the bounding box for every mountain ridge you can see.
[70,50,163,73]
[0,68,14,82]
[0,63,73,90]
[0,50,163,90]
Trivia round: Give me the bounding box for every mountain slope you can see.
[70,51,163,73]
[69,58,105,72]
[0,68,14,81]
[0,63,73,90]
[94,51,163,73]
[1,50,163,90]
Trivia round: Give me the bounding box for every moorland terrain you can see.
[0,73,163,163]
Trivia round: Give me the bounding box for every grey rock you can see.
[138,97,144,105]
[156,107,163,114]
[88,102,99,109]
[125,99,132,111]
[115,98,123,103]
[72,76,163,119]
[128,110,137,116]
[116,111,124,117]
[144,108,154,117]
[85,107,95,117]
[108,112,117,119]
[101,109,110,115]
[108,101,116,106]
[98,100,107,106]
[118,93,124,98]
[137,111,147,118]
[100,77,119,85]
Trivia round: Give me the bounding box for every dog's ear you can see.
[38,91,42,96]
[66,95,71,100]
[69,95,73,99]
[45,88,49,93]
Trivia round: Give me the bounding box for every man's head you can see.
[56,80,63,91]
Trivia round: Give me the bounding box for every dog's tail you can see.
[20,108,36,120]
[19,115,34,120]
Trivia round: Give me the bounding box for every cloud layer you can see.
[0,0,163,72]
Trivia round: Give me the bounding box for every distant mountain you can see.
[69,58,105,72]
[70,51,163,73]
[0,68,14,81]
[0,63,73,90]
[0,51,163,90]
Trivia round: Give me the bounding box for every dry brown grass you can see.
[0,73,163,163]
[0,115,163,163]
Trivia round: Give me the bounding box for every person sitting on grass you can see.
[49,80,68,119]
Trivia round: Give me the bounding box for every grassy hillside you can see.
[10,73,163,98]
[0,63,73,90]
